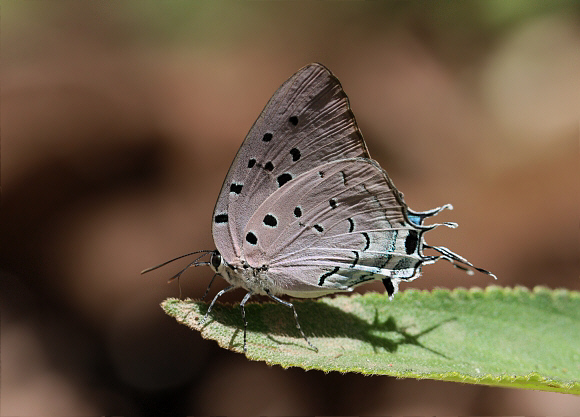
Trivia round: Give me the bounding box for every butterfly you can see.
[144,63,495,352]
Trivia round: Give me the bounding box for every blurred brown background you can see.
[2,1,579,414]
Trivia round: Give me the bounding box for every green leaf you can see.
[161,286,580,394]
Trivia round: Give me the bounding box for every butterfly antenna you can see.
[140,250,213,274]
[166,252,212,284]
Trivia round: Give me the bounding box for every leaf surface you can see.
[162,286,580,394]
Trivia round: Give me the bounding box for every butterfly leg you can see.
[201,274,218,300]
[240,291,253,352]
[265,290,318,352]
[200,285,235,325]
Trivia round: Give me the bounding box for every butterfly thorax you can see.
[210,250,274,295]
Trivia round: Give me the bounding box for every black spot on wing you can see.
[329,199,337,209]
[277,173,292,187]
[382,278,395,297]
[340,171,347,185]
[362,232,370,251]
[248,159,256,168]
[318,266,339,286]
[246,232,257,245]
[405,230,419,255]
[290,148,301,162]
[230,183,243,194]
[318,171,324,178]
[294,206,302,218]
[351,251,359,268]
[347,218,354,233]
[264,161,274,171]
[263,214,277,227]
[214,213,228,223]
[289,116,298,126]
[314,224,324,233]
[262,133,273,142]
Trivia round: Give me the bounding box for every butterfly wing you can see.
[212,63,369,264]
[242,158,430,298]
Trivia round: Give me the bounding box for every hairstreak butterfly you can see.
[143,63,495,352]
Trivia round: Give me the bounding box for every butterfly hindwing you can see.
[242,158,427,298]
[212,63,369,264]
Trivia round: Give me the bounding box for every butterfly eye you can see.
[211,251,222,270]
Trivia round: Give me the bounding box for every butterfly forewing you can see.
[242,159,426,298]
[212,63,369,264]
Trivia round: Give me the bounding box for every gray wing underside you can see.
[212,63,369,263]
[243,159,427,298]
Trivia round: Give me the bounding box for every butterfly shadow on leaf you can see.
[188,297,457,357]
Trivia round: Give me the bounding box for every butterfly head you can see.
[208,249,243,288]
